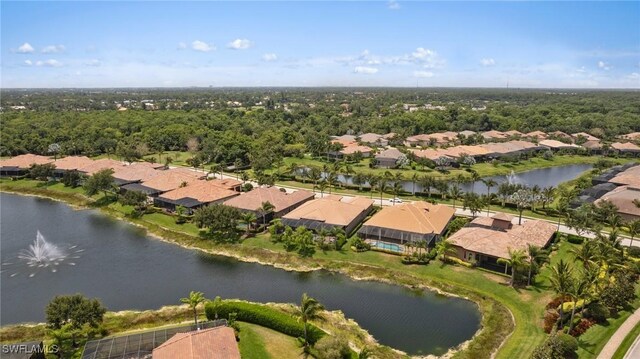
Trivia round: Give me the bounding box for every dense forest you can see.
[2,88,639,167]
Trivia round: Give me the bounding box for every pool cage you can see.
[357,226,437,247]
[81,319,227,359]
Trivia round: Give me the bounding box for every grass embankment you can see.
[1,178,637,358]
[611,321,640,359]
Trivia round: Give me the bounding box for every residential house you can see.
[481,130,508,142]
[154,180,240,212]
[620,132,640,142]
[525,131,547,141]
[121,168,204,196]
[78,158,126,176]
[582,140,603,154]
[572,132,600,143]
[111,163,163,186]
[448,213,557,272]
[458,130,476,137]
[548,131,572,141]
[610,142,640,156]
[375,148,404,168]
[608,165,640,187]
[358,202,455,247]
[0,154,52,176]
[596,186,640,222]
[52,156,95,176]
[504,130,524,138]
[358,133,388,147]
[281,195,374,234]
[539,139,582,151]
[152,326,240,359]
[223,187,315,223]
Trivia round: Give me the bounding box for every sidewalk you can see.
[596,307,640,359]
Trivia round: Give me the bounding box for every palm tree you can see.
[210,163,223,179]
[482,179,497,215]
[526,244,549,286]
[567,275,590,334]
[449,185,462,209]
[180,291,207,328]
[286,162,299,180]
[352,172,366,192]
[469,171,481,192]
[315,180,328,198]
[497,249,527,287]
[376,176,388,206]
[627,220,640,248]
[391,181,403,205]
[548,259,574,329]
[436,239,455,262]
[420,175,434,198]
[571,241,597,270]
[410,173,419,195]
[259,201,275,227]
[366,175,378,199]
[308,167,322,191]
[326,172,339,194]
[295,293,325,347]
[241,212,257,236]
[541,186,556,210]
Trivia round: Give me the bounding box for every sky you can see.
[1,1,639,88]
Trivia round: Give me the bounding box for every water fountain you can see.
[3,231,82,278]
[506,170,522,185]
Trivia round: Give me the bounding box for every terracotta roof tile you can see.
[141,168,204,193]
[0,154,52,169]
[283,196,373,227]
[224,187,314,212]
[52,156,94,171]
[159,180,239,203]
[152,326,240,359]
[78,158,126,175]
[362,202,455,236]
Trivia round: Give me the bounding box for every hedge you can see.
[566,234,585,245]
[205,300,325,344]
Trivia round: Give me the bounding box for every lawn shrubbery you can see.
[565,234,585,245]
[204,300,325,344]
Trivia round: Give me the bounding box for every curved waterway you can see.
[0,193,480,355]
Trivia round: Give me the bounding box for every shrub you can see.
[314,336,351,359]
[569,318,596,337]
[556,333,579,354]
[566,234,585,245]
[204,300,325,344]
[546,296,571,310]
[627,246,640,258]
[583,302,610,323]
[441,256,474,268]
[446,217,469,236]
[543,310,559,333]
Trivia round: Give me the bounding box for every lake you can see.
[0,193,480,356]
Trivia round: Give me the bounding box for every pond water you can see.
[309,163,593,194]
[0,193,480,356]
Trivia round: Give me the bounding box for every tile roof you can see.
[152,326,240,359]
[409,148,448,161]
[283,196,373,227]
[112,163,162,183]
[78,158,126,175]
[0,154,52,169]
[611,142,640,152]
[504,130,524,137]
[159,180,240,203]
[141,168,204,192]
[608,165,640,187]
[375,147,403,160]
[582,140,602,149]
[224,187,314,212]
[525,131,547,140]
[620,132,640,141]
[481,130,508,140]
[448,217,557,259]
[548,131,571,139]
[596,186,640,218]
[539,139,581,149]
[340,144,373,155]
[358,133,384,144]
[458,130,476,137]
[361,201,455,236]
[52,156,95,171]
[572,132,600,142]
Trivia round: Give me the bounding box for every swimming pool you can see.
[370,241,403,253]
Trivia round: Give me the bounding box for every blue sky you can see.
[2,1,639,88]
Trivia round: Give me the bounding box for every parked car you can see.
[390,197,403,204]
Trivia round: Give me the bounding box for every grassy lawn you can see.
[612,320,640,359]
[2,178,639,359]
[238,322,302,359]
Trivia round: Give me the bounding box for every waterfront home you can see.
[409,148,449,161]
[582,140,603,154]
[122,168,204,196]
[610,142,640,156]
[478,140,541,158]
[440,145,490,160]
[154,179,240,212]
[358,202,455,247]
[111,163,163,185]
[406,132,458,147]
[539,139,582,151]
[281,195,374,234]
[78,158,126,175]
[223,187,314,223]
[504,130,524,138]
[52,156,95,175]
[620,132,640,141]
[448,213,557,271]
[548,131,572,141]
[152,326,240,359]
[608,165,640,187]
[328,138,373,159]
[375,147,404,168]
[0,154,52,176]
[459,130,476,137]
[596,186,640,222]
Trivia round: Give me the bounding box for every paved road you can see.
[597,307,640,359]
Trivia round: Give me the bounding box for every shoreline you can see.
[0,186,513,359]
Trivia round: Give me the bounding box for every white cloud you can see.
[24,60,33,66]
[388,1,400,10]
[628,72,640,80]
[414,71,434,78]
[85,59,101,66]
[191,40,215,52]
[598,61,611,70]
[228,39,252,50]
[480,58,495,66]
[262,53,278,61]
[35,59,63,67]
[576,66,587,73]
[41,45,65,53]
[177,42,187,50]
[17,42,35,53]
[354,66,378,74]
